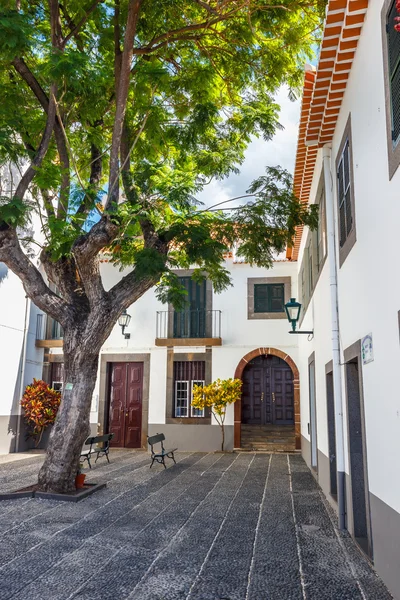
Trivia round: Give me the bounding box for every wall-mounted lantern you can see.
[284,297,313,338]
[118,309,131,339]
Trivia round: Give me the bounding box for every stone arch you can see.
[234,347,300,450]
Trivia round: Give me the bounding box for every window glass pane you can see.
[343,143,350,190]
[345,189,353,236]
[339,202,346,247]
[175,381,189,417]
[337,159,344,204]
[191,381,205,417]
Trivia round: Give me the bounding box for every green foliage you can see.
[0,0,324,302]
[0,196,30,227]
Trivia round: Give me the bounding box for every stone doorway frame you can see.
[98,353,150,450]
[234,347,300,450]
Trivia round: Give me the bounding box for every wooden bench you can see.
[80,433,114,469]
[147,433,177,469]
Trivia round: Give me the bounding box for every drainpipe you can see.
[15,296,30,453]
[322,145,346,530]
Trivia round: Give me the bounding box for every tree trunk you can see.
[221,424,225,452]
[37,331,101,493]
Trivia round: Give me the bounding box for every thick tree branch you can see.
[61,0,104,49]
[49,0,64,49]
[71,216,118,306]
[0,227,68,322]
[107,0,142,210]
[11,57,70,217]
[14,84,57,201]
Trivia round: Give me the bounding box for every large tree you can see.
[0,0,322,493]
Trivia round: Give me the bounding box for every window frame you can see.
[190,380,205,417]
[298,174,328,324]
[381,0,400,178]
[335,115,357,267]
[247,277,291,320]
[166,352,211,424]
[253,283,285,314]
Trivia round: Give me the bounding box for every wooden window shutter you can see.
[254,284,269,312]
[337,141,352,247]
[269,284,285,312]
[387,1,400,142]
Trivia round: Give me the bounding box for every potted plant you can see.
[20,379,61,447]
[75,463,86,489]
[192,378,242,451]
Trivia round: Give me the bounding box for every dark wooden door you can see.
[241,355,294,425]
[108,362,143,448]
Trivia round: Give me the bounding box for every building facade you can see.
[293,0,400,597]
[2,0,400,596]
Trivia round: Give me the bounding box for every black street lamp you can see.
[284,297,313,337]
[118,309,131,339]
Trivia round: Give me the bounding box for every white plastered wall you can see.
[297,0,400,515]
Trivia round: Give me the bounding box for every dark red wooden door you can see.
[108,362,143,448]
[241,355,294,425]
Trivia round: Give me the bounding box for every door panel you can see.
[108,362,143,448]
[125,363,143,448]
[241,355,294,426]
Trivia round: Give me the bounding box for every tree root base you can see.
[0,482,106,502]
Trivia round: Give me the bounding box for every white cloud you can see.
[197,86,301,208]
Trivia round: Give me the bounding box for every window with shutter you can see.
[387,0,400,144]
[254,283,284,313]
[337,141,353,248]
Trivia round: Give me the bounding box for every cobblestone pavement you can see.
[0,451,392,600]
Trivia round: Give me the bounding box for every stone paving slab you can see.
[0,450,393,600]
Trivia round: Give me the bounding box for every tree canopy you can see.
[0,0,323,315]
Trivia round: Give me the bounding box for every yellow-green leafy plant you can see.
[192,378,242,451]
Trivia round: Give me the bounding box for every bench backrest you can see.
[84,433,114,448]
[147,433,165,452]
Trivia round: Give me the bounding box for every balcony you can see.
[155,310,222,347]
[35,314,63,348]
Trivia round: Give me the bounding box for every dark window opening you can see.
[254,283,285,313]
[173,361,205,417]
[174,277,207,338]
[337,140,353,248]
[387,0,400,144]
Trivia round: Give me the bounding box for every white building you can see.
[0,164,43,454]
[45,254,300,454]
[3,0,400,596]
[292,0,400,597]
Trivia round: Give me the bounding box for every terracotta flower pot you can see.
[75,473,86,489]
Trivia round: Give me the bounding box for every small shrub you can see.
[20,379,61,447]
[192,378,242,451]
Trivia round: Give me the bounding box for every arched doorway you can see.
[234,347,300,450]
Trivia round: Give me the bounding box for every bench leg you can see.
[162,456,167,469]
[171,452,176,465]
[87,456,92,469]
[105,452,110,463]
[150,457,155,469]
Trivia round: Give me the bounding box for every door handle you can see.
[272,392,275,403]
[260,392,264,402]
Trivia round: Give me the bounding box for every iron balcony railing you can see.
[36,313,63,341]
[156,310,221,340]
